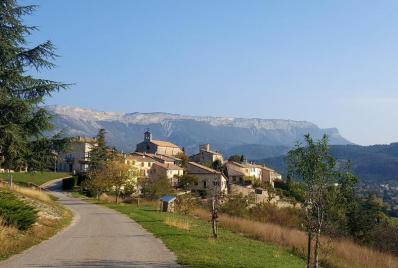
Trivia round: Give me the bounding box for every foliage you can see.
[211,159,223,171]
[228,154,244,162]
[287,134,337,267]
[142,177,174,200]
[177,174,198,190]
[26,135,70,171]
[0,1,68,171]
[175,194,198,215]
[175,152,189,167]
[219,193,303,229]
[82,166,111,198]
[62,177,76,190]
[105,160,137,203]
[274,177,305,203]
[220,193,255,218]
[0,190,37,230]
[88,128,109,172]
[249,202,304,228]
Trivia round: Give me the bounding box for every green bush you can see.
[142,177,174,199]
[62,177,76,190]
[0,190,37,230]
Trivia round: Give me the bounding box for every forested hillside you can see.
[258,143,398,183]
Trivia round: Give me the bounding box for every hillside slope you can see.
[257,143,398,183]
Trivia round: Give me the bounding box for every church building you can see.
[135,130,183,156]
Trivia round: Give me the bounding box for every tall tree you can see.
[0,1,67,170]
[287,134,336,268]
[88,129,109,171]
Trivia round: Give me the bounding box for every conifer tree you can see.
[88,129,109,171]
[0,1,68,170]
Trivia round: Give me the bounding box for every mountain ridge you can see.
[45,105,352,155]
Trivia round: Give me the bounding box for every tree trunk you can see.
[306,228,312,268]
[211,198,218,239]
[314,228,321,268]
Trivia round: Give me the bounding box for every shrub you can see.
[249,202,304,228]
[220,193,255,218]
[62,177,76,190]
[76,172,88,186]
[175,194,198,215]
[142,178,174,199]
[0,191,37,230]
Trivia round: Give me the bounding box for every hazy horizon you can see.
[25,0,398,145]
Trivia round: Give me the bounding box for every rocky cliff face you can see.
[46,105,351,158]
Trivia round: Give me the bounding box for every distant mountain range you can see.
[258,143,398,183]
[46,105,351,156]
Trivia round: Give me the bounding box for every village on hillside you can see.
[56,130,283,204]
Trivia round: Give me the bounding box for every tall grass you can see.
[0,183,51,202]
[164,216,191,230]
[193,208,398,268]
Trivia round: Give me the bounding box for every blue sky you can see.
[23,0,398,145]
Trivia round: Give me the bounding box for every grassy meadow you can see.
[102,201,305,268]
[0,172,70,186]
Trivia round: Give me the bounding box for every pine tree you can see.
[0,1,68,170]
[88,129,109,171]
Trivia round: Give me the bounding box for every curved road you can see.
[0,182,179,268]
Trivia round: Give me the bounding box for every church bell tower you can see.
[144,129,152,142]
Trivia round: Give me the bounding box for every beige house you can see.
[136,130,183,156]
[226,161,280,187]
[261,166,282,188]
[57,136,95,173]
[190,144,224,166]
[124,153,157,177]
[186,162,227,195]
[226,161,262,185]
[148,162,184,185]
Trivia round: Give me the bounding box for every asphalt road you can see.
[0,182,179,268]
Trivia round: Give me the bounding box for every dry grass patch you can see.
[0,187,71,261]
[164,216,191,230]
[193,208,398,268]
[0,183,51,203]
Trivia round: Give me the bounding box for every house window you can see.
[141,162,144,167]
[203,181,207,188]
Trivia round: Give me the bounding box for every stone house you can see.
[226,161,262,185]
[124,153,157,177]
[260,166,282,188]
[226,161,280,188]
[190,144,224,166]
[136,130,183,156]
[148,162,184,186]
[57,136,95,173]
[186,161,227,195]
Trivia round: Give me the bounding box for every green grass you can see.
[0,172,70,186]
[103,202,305,268]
